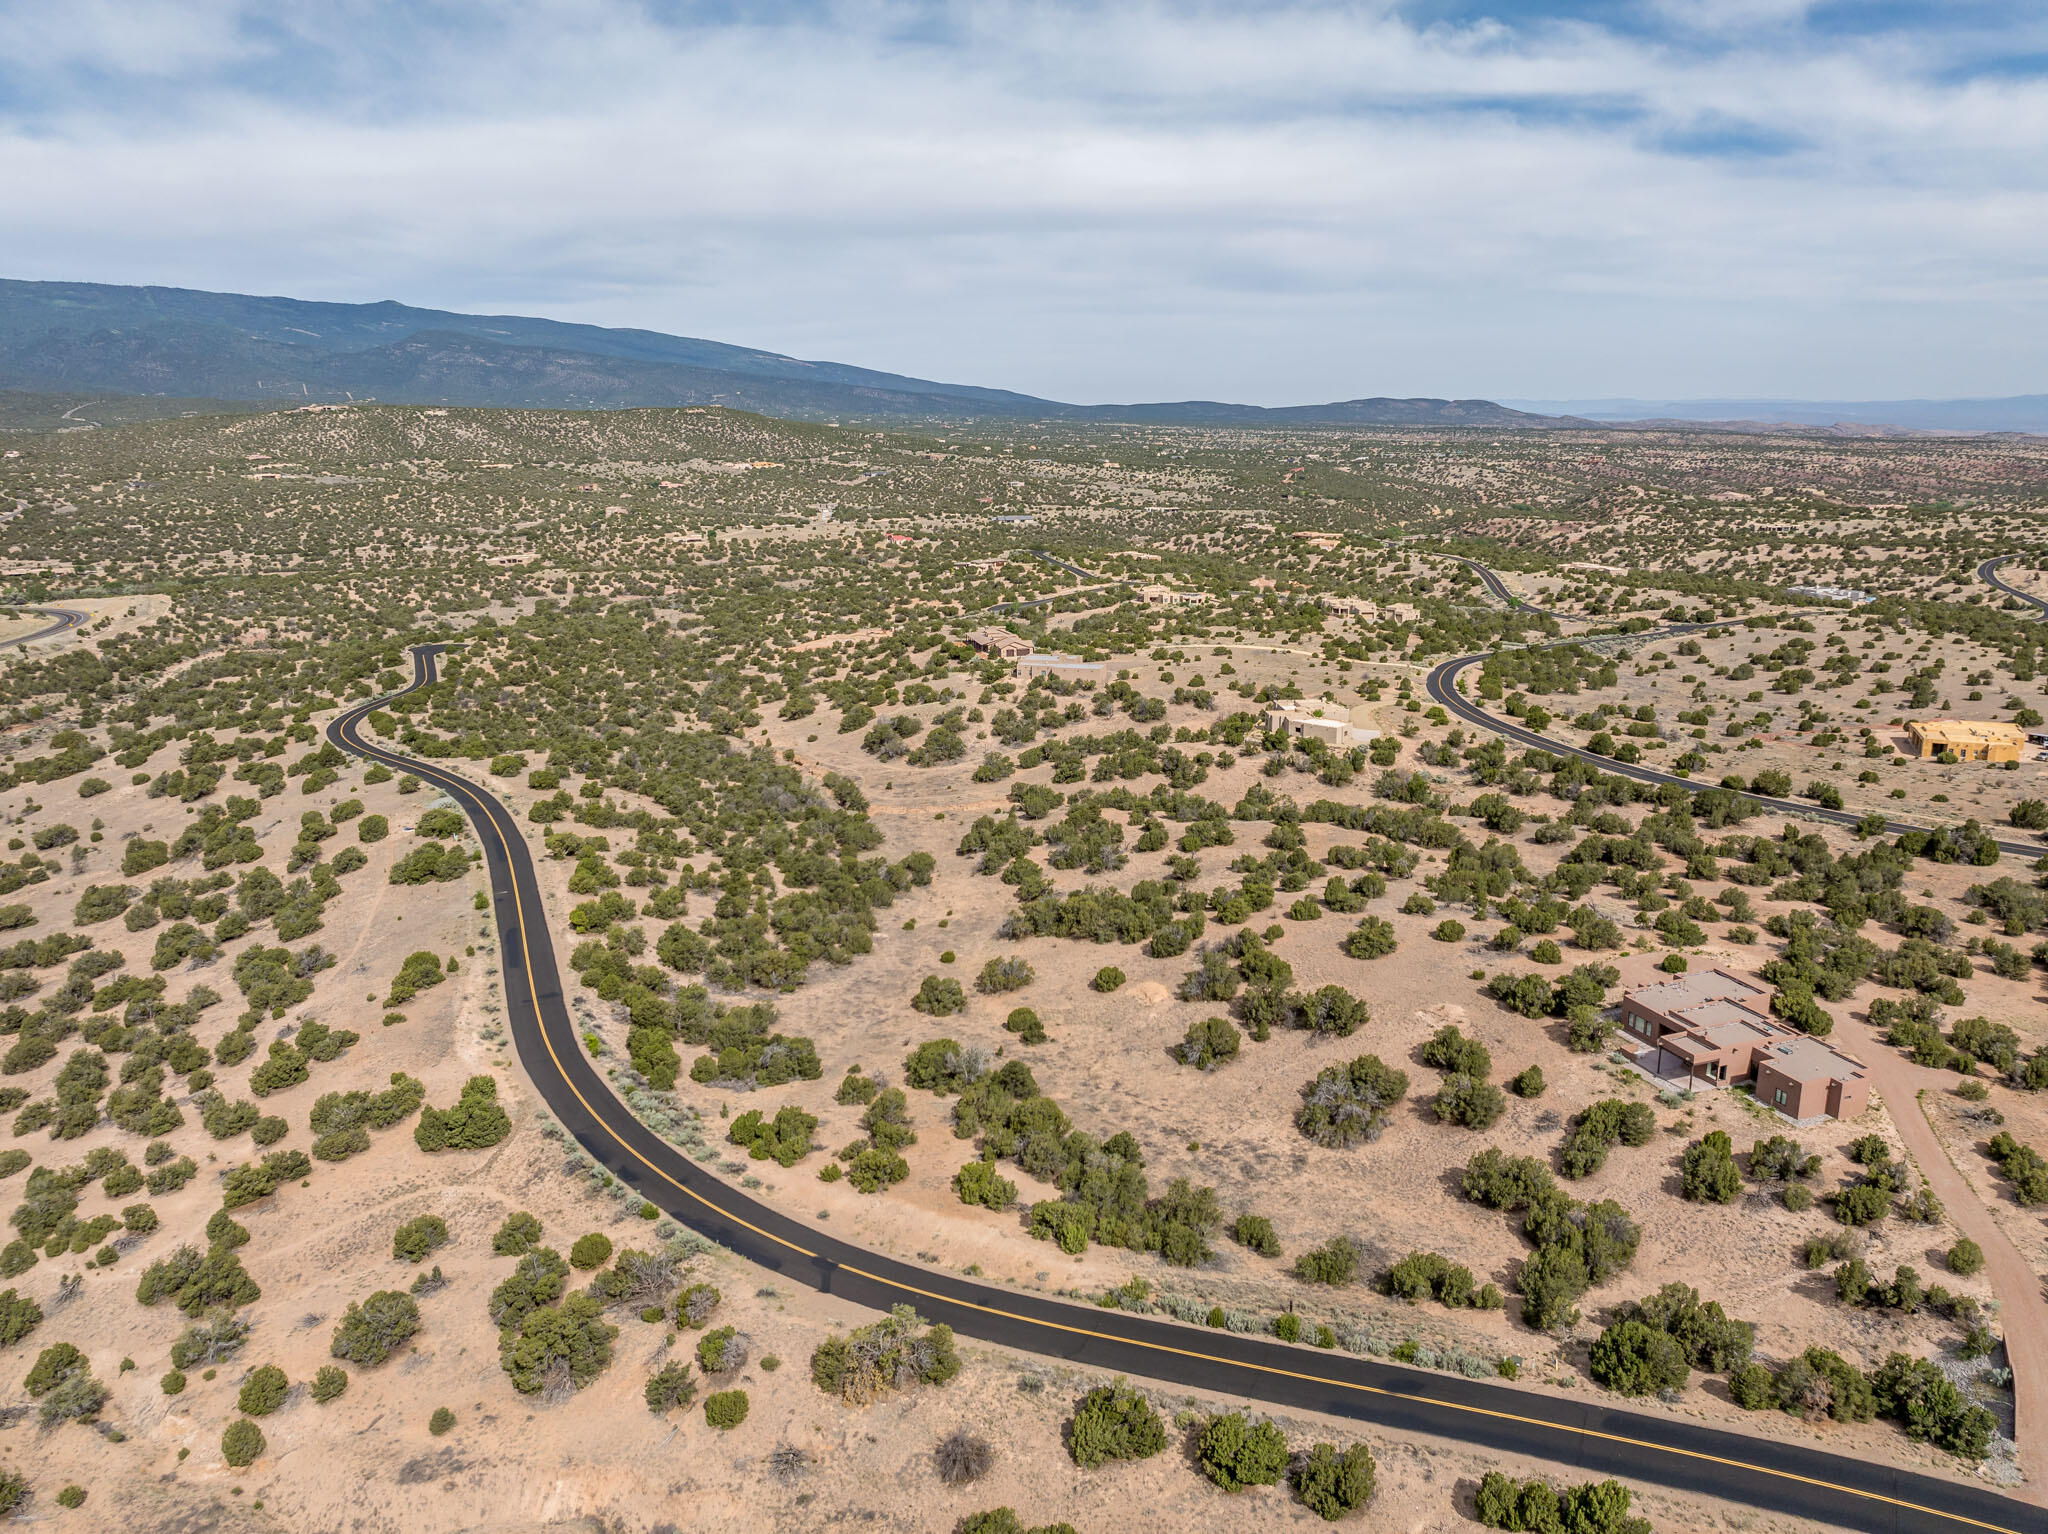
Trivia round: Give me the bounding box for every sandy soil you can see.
[0,641,2034,1529]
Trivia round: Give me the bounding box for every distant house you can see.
[1017,653,1104,680]
[1263,698,1374,748]
[990,515,1037,525]
[1319,595,1376,618]
[1618,969,1869,1121]
[1905,719,2028,762]
[1135,583,1210,607]
[1788,584,1873,605]
[965,627,1032,660]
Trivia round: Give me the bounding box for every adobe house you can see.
[1618,968,1868,1122]
[1262,698,1376,748]
[1905,719,2028,762]
[1135,583,1211,607]
[964,627,1032,661]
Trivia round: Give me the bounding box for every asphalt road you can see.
[0,606,89,649]
[1979,557,2048,617]
[329,645,2040,1534]
[1425,624,2047,863]
[1446,556,1565,619]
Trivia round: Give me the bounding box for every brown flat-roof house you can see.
[1754,1037,1871,1121]
[1905,719,2028,762]
[965,627,1032,660]
[1618,968,1868,1122]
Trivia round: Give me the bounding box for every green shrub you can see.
[1680,1131,1743,1204]
[1383,1251,1480,1308]
[704,1388,749,1429]
[1289,1441,1376,1521]
[954,1160,1018,1210]
[1295,1055,1407,1147]
[221,1418,265,1468]
[1475,1472,1645,1533]
[1067,1376,1166,1468]
[1178,1015,1241,1070]
[429,1406,455,1436]
[414,1075,511,1151]
[1196,1411,1287,1491]
[0,1288,40,1348]
[1231,1214,1280,1257]
[1558,1099,1657,1179]
[161,1369,187,1395]
[1004,1007,1046,1044]
[237,1364,289,1416]
[569,1232,614,1271]
[311,1364,348,1403]
[976,956,1035,994]
[911,975,966,1016]
[500,1293,618,1394]
[727,1104,818,1166]
[1293,1236,1362,1286]
[697,1325,742,1375]
[492,1211,542,1255]
[56,1485,85,1509]
[329,1290,421,1367]
[1947,1238,1985,1276]
[1433,1074,1505,1130]
[1092,966,1126,992]
[675,1283,721,1328]
[1588,1319,1689,1396]
[646,1360,697,1413]
[393,1215,450,1263]
[811,1305,960,1403]
[384,951,444,1005]
[957,1513,1077,1534]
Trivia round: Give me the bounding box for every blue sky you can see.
[0,0,2044,403]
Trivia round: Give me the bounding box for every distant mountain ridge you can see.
[0,278,1563,428]
[1501,395,2048,434]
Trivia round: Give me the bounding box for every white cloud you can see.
[0,0,2043,399]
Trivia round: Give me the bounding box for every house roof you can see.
[1668,998,1776,1033]
[1624,968,1768,1014]
[1759,1036,1865,1086]
[1907,719,2028,746]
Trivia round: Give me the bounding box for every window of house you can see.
[1773,1089,1788,1107]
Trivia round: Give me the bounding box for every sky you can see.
[1,0,2044,405]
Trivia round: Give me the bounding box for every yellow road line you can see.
[333,683,2032,1534]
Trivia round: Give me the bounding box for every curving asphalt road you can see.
[1426,625,2047,863]
[328,646,2039,1534]
[1445,555,1565,619]
[0,605,89,650]
[1980,557,2048,617]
